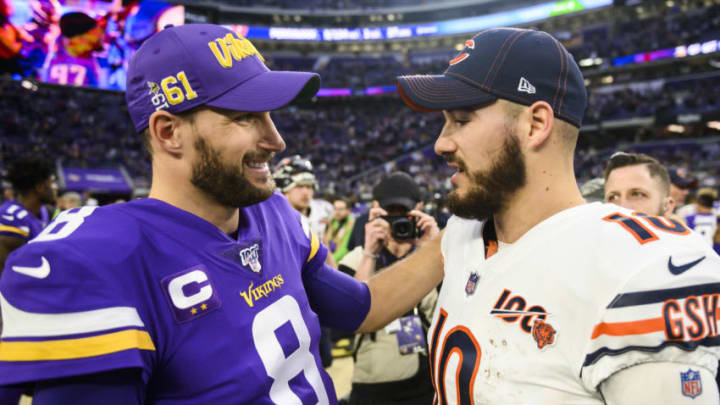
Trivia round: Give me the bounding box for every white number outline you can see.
[31,207,97,243]
[252,295,329,405]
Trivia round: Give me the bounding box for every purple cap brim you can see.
[396,74,497,112]
[206,70,320,112]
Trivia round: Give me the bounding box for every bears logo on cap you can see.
[449,39,475,66]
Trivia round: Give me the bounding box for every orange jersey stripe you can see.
[591,317,665,339]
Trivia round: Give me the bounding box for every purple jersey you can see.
[0,193,363,404]
[0,199,48,241]
[684,212,719,246]
[43,47,101,87]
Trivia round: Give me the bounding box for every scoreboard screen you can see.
[3,0,184,90]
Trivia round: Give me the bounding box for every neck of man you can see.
[16,193,42,218]
[697,205,713,213]
[149,169,239,235]
[387,239,413,258]
[493,161,585,244]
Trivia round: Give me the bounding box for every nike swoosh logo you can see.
[12,256,51,279]
[668,256,706,275]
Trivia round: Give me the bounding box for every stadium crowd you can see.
[2,73,720,200]
[566,2,720,61]
[259,1,720,88]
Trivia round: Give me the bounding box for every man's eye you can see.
[234,114,256,123]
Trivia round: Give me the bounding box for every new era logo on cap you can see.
[517,77,536,94]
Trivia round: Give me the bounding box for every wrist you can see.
[362,249,379,259]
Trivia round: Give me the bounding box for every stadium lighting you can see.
[667,124,685,133]
[579,57,604,67]
[707,121,720,130]
[20,80,37,91]
[601,75,614,84]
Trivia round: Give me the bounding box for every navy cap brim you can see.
[396,74,497,112]
[206,71,320,112]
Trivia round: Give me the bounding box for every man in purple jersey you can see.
[0,157,55,269]
[684,188,720,252]
[0,24,444,405]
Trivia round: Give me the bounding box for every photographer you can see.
[338,172,439,405]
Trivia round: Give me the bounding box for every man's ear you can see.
[148,110,184,156]
[663,196,676,217]
[525,101,555,150]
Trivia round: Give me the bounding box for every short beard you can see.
[446,126,526,221]
[190,136,275,208]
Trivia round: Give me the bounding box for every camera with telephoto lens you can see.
[382,215,418,240]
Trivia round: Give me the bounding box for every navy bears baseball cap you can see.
[126,24,320,132]
[396,28,587,128]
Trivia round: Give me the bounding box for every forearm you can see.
[353,254,376,281]
[357,230,444,333]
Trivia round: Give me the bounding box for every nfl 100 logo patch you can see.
[222,239,263,275]
[680,369,702,399]
[239,243,261,273]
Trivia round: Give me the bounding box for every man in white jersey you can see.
[391,27,720,404]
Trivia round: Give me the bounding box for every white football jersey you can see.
[432,202,720,404]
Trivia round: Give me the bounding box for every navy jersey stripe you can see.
[607,283,720,309]
[581,335,720,373]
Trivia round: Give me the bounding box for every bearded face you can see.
[190,136,275,208]
[445,124,526,221]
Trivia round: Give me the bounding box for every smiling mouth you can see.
[244,160,269,170]
[447,161,466,175]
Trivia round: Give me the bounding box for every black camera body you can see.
[382,215,418,240]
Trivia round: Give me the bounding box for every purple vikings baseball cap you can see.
[397,28,587,128]
[126,24,320,132]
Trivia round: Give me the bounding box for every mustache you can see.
[243,151,275,162]
[442,153,468,172]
